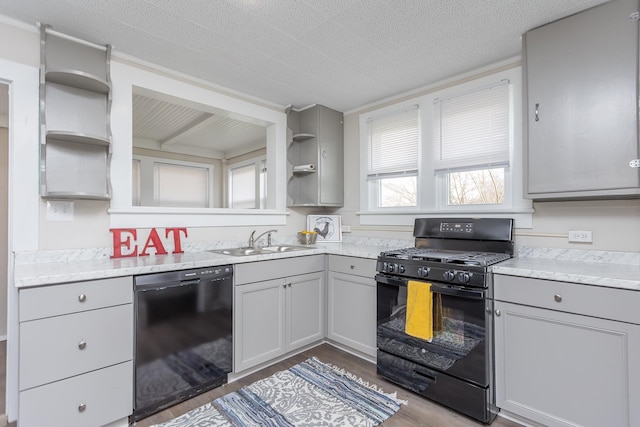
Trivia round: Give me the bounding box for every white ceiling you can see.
[0,0,608,112]
[132,93,266,158]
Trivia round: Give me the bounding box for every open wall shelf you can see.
[39,26,112,200]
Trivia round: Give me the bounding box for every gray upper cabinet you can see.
[287,105,344,207]
[524,0,640,200]
[40,26,112,200]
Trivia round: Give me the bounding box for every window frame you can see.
[359,66,532,228]
[365,105,421,210]
[109,59,288,229]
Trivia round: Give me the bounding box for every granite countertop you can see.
[492,249,640,291]
[14,241,640,292]
[13,241,396,288]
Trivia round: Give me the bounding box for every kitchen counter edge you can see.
[491,257,640,291]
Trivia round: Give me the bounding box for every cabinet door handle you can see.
[534,103,540,122]
[350,265,355,270]
[78,340,87,350]
[78,403,86,412]
[554,294,562,302]
[494,309,501,316]
[78,294,86,302]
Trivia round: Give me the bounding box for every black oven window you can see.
[377,282,486,373]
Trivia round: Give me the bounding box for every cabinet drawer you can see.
[20,276,132,321]
[328,255,376,278]
[494,274,640,324]
[19,361,132,427]
[235,255,324,284]
[20,304,133,391]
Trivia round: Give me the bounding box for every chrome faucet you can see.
[248,229,278,247]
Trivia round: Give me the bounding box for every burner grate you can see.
[381,247,511,267]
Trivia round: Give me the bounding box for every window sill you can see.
[109,207,289,228]
[357,208,534,229]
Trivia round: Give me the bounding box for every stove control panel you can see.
[377,259,484,287]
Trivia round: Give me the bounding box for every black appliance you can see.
[376,218,514,424]
[133,265,233,421]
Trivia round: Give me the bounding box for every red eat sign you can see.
[110,228,188,259]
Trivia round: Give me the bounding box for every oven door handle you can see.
[430,283,485,300]
[375,273,485,300]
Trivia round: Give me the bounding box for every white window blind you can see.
[154,162,209,208]
[367,105,419,179]
[230,163,256,209]
[434,80,510,173]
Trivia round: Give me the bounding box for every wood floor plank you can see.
[133,343,521,427]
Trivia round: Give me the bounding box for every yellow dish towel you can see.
[405,280,433,341]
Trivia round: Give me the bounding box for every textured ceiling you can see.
[0,0,609,112]
[133,93,266,158]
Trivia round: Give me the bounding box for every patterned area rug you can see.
[151,357,406,427]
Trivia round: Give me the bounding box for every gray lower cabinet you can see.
[524,0,640,199]
[18,276,133,427]
[234,256,325,373]
[326,255,377,358]
[494,275,640,427]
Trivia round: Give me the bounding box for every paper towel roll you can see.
[293,164,315,171]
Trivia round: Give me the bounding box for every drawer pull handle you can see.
[78,341,87,350]
[554,294,562,302]
[350,265,355,269]
[78,294,87,303]
[78,403,86,412]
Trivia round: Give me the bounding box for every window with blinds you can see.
[366,106,419,208]
[155,162,210,208]
[359,66,528,223]
[227,156,267,209]
[133,155,214,208]
[434,80,510,205]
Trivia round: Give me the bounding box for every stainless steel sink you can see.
[209,245,310,256]
[259,245,309,253]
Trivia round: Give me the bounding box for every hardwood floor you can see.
[133,343,522,427]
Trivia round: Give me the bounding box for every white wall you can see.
[2,17,638,254]
[339,62,640,253]
[0,18,314,251]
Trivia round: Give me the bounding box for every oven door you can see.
[376,273,489,387]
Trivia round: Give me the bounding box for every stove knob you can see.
[387,263,395,273]
[418,267,430,277]
[443,270,456,281]
[398,264,405,273]
[457,272,471,283]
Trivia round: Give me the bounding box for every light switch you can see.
[46,201,74,221]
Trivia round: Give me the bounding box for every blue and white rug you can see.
[151,357,406,427]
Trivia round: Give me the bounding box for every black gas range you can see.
[377,248,512,288]
[376,218,514,424]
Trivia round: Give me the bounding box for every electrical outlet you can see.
[568,230,592,243]
[46,201,74,221]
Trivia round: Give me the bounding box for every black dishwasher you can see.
[133,265,233,421]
